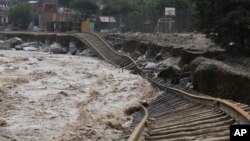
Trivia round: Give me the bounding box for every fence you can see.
[112,9,192,33]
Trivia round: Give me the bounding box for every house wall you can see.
[37,0,74,31]
[40,12,74,31]
[0,6,9,25]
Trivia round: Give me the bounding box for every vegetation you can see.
[101,0,133,16]
[9,2,36,30]
[69,0,99,19]
[100,0,190,16]
[190,0,250,55]
[98,0,250,55]
[58,0,71,7]
[99,0,191,31]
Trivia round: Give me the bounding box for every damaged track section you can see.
[74,33,137,70]
[75,32,250,141]
[128,76,250,141]
[130,91,244,141]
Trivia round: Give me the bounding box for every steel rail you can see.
[89,32,140,70]
[73,33,120,68]
[127,105,148,141]
[80,32,250,141]
[128,80,250,141]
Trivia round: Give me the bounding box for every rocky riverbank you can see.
[103,32,250,104]
[103,33,225,88]
[0,37,95,57]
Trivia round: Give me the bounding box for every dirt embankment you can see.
[0,50,156,141]
[191,57,250,104]
[103,33,224,86]
[104,33,250,105]
[104,33,224,62]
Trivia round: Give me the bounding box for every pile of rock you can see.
[0,37,96,57]
[0,37,22,50]
[135,52,191,85]
[104,33,226,88]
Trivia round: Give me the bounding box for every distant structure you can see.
[98,16,117,32]
[28,0,75,31]
[0,5,9,26]
[0,0,105,32]
[155,7,176,33]
[0,0,16,27]
[0,0,16,7]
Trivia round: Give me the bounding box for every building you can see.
[0,5,9,26]
[0,0,17,27]
[29,0,74,31]
[0,0,16,7]
[98,16,117,32]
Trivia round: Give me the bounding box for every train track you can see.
[75,33,250,141]
[73,33,137,70]
[1,32,250,140]
[129,79,250,141]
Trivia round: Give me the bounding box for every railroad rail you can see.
[128,78,250,141]
[0,32,250,141]
[73,33,250,141]
[73,33,137,70]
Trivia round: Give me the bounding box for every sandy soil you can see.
[0,50,156,141]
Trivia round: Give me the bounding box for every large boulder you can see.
[158,57,182,68]
[15,45,23,50]
[158,66,182,84]
[190,57,250,104]
[144,62,157,70]
[68,41,77,55]
[20,42,37,48]
[39,45,49,52]
[23,46,38,51]
[0,40,11,50]
[9,37,22,45]
[78,49,95,57]
[49,42,62,54]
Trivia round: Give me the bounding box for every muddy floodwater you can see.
[0,50,156,141]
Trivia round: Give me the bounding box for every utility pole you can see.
[108,0,110,32]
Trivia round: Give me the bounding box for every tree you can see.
[190,0,250,55]
[101,0,133,16]
[99,0,192,32]
[70,0,99,19]
[59,0,72,7]
[9,2,36,30]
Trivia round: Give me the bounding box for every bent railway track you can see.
[74,33,250,141]
[73,33,137,70]
[1,32,250,140]
[75,33,250,141]
[129,82,250,141]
